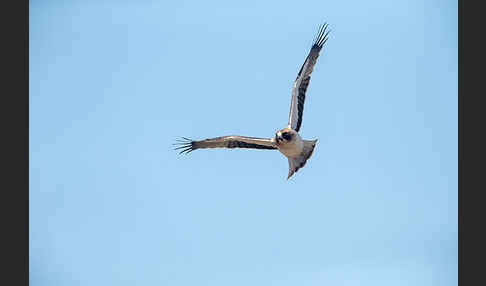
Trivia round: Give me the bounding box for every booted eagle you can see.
[174,23,330,179]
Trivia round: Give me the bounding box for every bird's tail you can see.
[287,139,318,179]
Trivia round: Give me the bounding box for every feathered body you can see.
[274,127,318,179]
[275,128,303,158]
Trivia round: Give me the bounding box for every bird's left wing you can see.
[174,136,277,154]
[288,23,330,132]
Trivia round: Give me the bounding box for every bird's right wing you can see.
[174,136,277,154]
[288,23,330,132]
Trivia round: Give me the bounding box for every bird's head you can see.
[275,127,296,145]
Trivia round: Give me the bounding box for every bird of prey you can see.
[174,23,330,179]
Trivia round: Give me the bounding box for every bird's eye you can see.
[282,132,292,140]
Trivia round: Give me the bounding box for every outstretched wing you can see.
[174,136,277,154]
[288,23,330,132]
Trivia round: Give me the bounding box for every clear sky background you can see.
[30,0,457,285]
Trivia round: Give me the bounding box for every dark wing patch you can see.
[294,76,311,132]
[225,140,276,149]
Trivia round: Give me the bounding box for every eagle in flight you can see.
[174,23,330,179]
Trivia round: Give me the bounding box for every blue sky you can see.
[30,0,457,285]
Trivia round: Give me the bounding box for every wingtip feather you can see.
[173,137,195,155]
[313,22,330,49]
